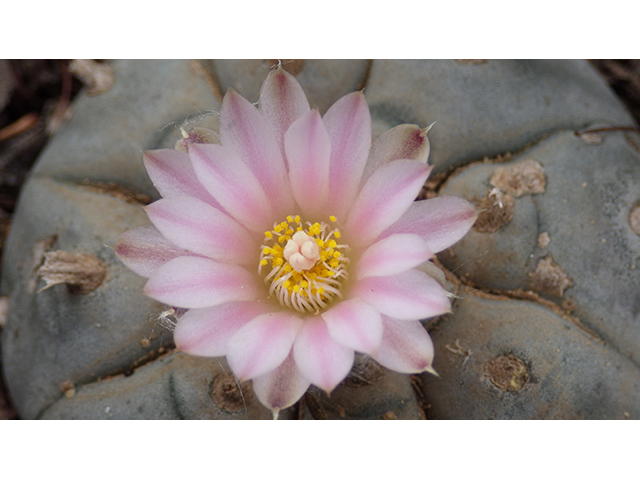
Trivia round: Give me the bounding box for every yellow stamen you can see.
[259,214,348,313]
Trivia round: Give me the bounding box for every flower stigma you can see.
[259,215,348,313]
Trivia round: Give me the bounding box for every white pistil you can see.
[284,231,320,272]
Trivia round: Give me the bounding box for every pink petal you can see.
[143,149,218,207]
[173,301,273,357]
[252,351,311,417]
[345,159,432,248]
[226,312,303,381]
[380,195,478,253]
[370,317,435,374]
[114,226,191,278]
[259,66,310,160]
[144,256,261,309]
[323,92,371,220]
[362,124,431,184]
[189,143,274,233]
[321,298,383,355]
[220,89,295,216]
[352,268,450,321]
[144,196,257,266]
[284,109,331,218]
[292,317,354,393]
[356,233,433,279]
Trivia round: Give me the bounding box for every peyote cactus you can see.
[1,60,639,419]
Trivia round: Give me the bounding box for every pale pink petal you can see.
[345,159,432,247]
[362,124,431,184]
[323,92,371,220]
[370,316,435,374]
[252,351,311,417]
[292,317,354,393]
[143,149,219,207]
[226,312,303,381]
[380,195,478,253]
[284,109,331,218]
[220,89,295,215]
[189,143,274,233]
[144,197,257,266]
[352,268,450,321]
[173,301,273,357]
[321,298,383,355]
[144,256,261,309]
[259,66,310,160]
[356,233,433,279]
[114,226,191,278]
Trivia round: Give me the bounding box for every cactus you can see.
[2,60,639,419]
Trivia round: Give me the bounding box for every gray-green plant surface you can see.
[2,60,639,419]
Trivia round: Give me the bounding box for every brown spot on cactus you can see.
[562,298,577,312]
[485,355,529,392]
[490,159,546,197]
[78,181,151,205]
[28,234,58,293]
[537,232,551,248]
[473,189,515,233]
[36,251,107,294]
[578,132,603,145]
[60,380,75,398]
[0,296,8,328]
[210,373,252,413]
[68,60,114,96]
[629,202,640,236]
[529,255,573,296]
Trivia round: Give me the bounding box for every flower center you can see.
[259,215,349,313]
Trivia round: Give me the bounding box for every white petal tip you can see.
[425,365,439,377]
[321,387,334,398]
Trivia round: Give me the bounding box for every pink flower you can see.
[115,66,477,418]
